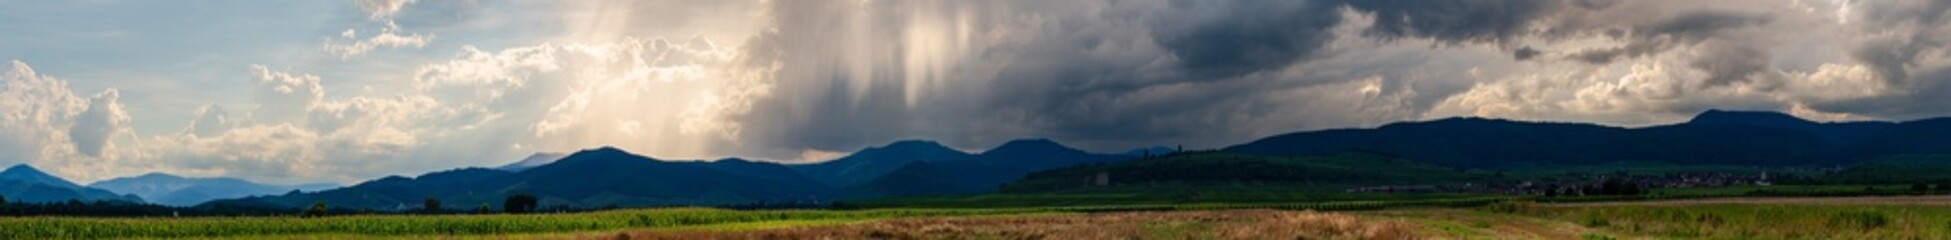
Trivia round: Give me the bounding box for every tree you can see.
[476,203,491,214]
[1913,182,1931,192]
[504,194,538,214]
[423,197,442,214]
[1599,179,1624,195]
[1938,182,1951,192]
[305,201,328,218]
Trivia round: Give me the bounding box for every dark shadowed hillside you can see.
[785,139,1128,198]
[786,140,981,188]
[204,147,835,210]
[204,139,1127,210]
[1227,110,1951,168]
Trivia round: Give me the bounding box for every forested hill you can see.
[1227,110,1951,168]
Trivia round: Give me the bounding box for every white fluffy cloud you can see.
[150,124,325,181]
[323,24,433,59]
[354,0,417,20]
[414,37,752,161]
[183,105,232,138]
[0,61,85,163]
[0,60,137,182]
[69,89,131,157]
[1,59,496,183]
[328,0,435,58]
[249,65,324,124]
[411,45,558,99]
[168,65,508,183]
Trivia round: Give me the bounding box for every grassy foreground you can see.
[1522,203,1951,239]
[13,196,1951,239]
[628,196,1951,239]
[0,197,1496,239]
[1381,196,1951,239]
[0,208,1051,239]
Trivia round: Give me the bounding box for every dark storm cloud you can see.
[968,0,1579,148]
[1651,11,1775,87]
[723,0,1951,156]
[1805,0,1951,119]
[1638,11,1771,40]
[1343,0,1564,43]
[725,0,1592,154]
[1850,36,1936,85]
[1152,0,1575,80]
[1690,41,1771,87]
[1513,46,1542,60]
[1846,0,1951,85]
[1803,66,1951,120]
[1563,10,1770,64]
[723,0,1000,153]
[1149,1,1344,79]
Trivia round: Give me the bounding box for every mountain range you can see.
[203,139,1128,210]
[496,152,568,172]
[87,173,339,206]
[13,110,1951,210]
[0,165,142,203]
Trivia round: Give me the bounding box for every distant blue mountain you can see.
[87,173,340,206]
[0,165,144,203]
[496,152,568,172]
[1226,109,1941,168]
[1,164,82,189]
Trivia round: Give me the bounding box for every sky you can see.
[1,0,1947,185]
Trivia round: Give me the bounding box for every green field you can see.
[0,208,1053,239]
[12,195,1951,239]
[1542,205,1951,239]
[0,197,1521,239]
[1508,199,1951,239]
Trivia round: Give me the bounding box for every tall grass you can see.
[1529,204,1951,239]
[0,208,1049,239]
[0,197,1519,239]
[627,209,1414,240]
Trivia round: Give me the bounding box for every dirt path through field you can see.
[1549,195,1951,206]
